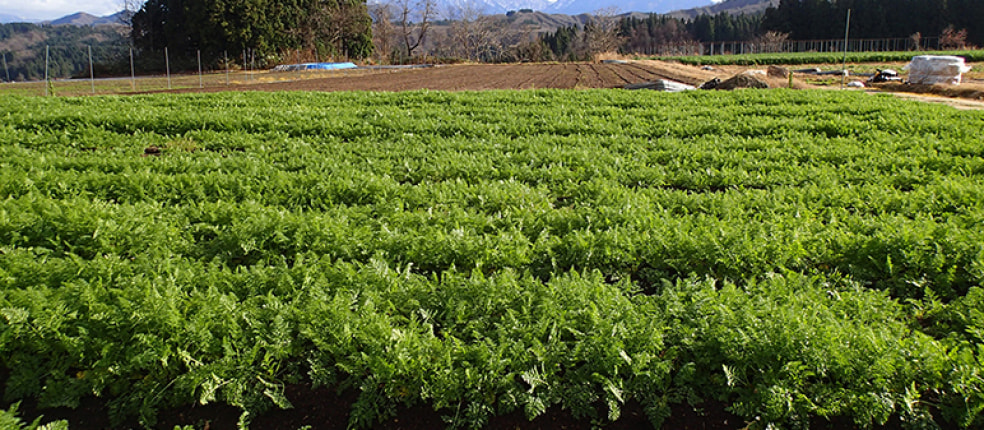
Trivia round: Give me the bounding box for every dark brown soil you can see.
[157,63,696,94]
[715,73,771,90]
[7,382,907,430]
[873,81,984,100]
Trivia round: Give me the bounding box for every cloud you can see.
[0,0,124,19]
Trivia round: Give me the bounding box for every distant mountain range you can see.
[1,0,773,27]
[0,11,129,26]
[666,0,779,18]
[373,0,746,15]
[49,12,128,26]
[547,0,714,15]
[0,13,37,24]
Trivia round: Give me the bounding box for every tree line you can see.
[132,0,373,62]
[537,0,980,61]
[131,0,977,65]
[762,0,983,46]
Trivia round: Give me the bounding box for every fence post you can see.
[2,52,8,83]
[197,50,203,88]
[225,51,230,85]
[165,47,171,89]
[841,9,850,90]
[130,46,136,91]
[88,45,95,95]
[44,45,49,96]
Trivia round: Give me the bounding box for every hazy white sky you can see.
[1,0,724,20]
[0,0,126,20]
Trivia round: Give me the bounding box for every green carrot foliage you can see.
[1,89,983,428]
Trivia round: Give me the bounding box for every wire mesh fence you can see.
[639,37,942,57]
[0,43,366,96]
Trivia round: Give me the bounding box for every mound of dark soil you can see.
[715,73,770,90]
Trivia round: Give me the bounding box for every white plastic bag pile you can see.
[904,55,972,85]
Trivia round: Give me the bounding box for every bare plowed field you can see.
[167,63,696,94]
[141,59,984,109]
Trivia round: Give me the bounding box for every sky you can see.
[1,0,724,21]
[0,0,126,20]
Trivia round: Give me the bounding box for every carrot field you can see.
[1,89,984,429]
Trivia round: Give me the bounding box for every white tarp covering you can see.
[904,55,972,85]
[624,80,696,92]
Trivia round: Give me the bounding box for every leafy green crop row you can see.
[2,90,984,429]
[653,50,984,66]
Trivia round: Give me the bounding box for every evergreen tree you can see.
[762,0,978,45]
[131,0,373,63]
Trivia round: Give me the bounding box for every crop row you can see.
[3,185,983,298]
[2,90,984,428]
[653,49,984,66]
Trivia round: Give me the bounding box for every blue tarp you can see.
[272,62,358,72]
[305,62,357,70]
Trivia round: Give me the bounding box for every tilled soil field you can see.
[149,60,984,110]
[166,62,702,94]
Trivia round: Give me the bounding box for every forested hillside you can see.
[0,23,127,82]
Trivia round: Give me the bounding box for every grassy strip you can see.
[652,50,984,65]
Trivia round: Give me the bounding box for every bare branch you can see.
[395,0,437,59]
[370,3,397,63]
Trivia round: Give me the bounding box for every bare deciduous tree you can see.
[502,20,550,63]
[511,37,549,63]
[940,26,969,50]
[442,2,504,62]
[909,32,922,51]
[118,0,139,21]
[370,3,397,63]
[751,31,789,53]
[583,7,622,59]
[117,0,139,39]
[394,0,437,60]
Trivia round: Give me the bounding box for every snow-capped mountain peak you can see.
[370,0,716,15]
